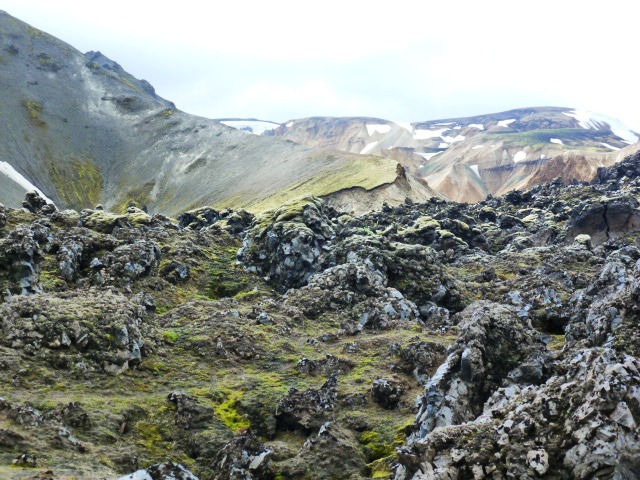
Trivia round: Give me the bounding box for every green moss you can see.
[22,99,46,128]
[114,182,155,213]
[489,128,607,148]
[39,262,65,291]
[214,392,251,433]
[360,431,395,462]
[547,334,566,352]
[140,359,170,374]
[49,157,103,210]
[234,289,267,301]
[241,156,399,213]
[207,248,252,299]
[25,25,45,38]
[368,456,395,479]
[134,404,180,462]
[161,330,180,344]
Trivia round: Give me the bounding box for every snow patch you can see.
[220,120,280,135]
[366,124,391,135]
[435,122,454,126]
[286,121,294,128]
[470,164,481,178]
[0,161,54,204]
[415,152,441,161]
[413,128,448,140]
[513,151,527,163]
[601,142,620,151]
[442,135,465,143]
[550,138,563,145]
[497,119,516,128]
[472,145,484,150]
[468,123,484,130]
[117,470,153,480]
[360,141,379,154]
[453,126,462,130]
[394,121,414,133]
[563,109,639,144]
[438,142,449,149]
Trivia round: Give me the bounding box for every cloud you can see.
[2,0,640,130]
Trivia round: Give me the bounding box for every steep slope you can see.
[262,108,640,202]
[0,11,434,215]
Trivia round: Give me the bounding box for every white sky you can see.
[3,0,639,131]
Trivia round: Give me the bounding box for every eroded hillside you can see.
[0,11,434,217]
[263,108,640,203]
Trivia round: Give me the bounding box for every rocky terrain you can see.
[2,144,640,479]
[0,10,436,216]
[259,108,640,203]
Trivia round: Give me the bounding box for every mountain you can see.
[0,11,436,215]
[2,151,640,479]
[257,107,640,202]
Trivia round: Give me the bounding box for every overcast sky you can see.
[3,1,639,130]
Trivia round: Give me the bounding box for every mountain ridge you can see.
[251,107,640,202]
[0,10,436,215]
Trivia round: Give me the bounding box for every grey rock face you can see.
[0,291,147,374]
[371,379,404,409]
[208,434,273,480]
[239,197,336,291]
[0,220,52,295]
[275,374,338,433]
[413,301,548,438]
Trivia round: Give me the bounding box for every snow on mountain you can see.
[497,119,516,128]
[513,151,527,163]
[360,141,379,154]
[219,119,281,135]
[601,143,621,151]
[394,121,414,133]
[366,124,391,135]
[416,152,441,161]
[563,110,639,144]
[413,128,449,140]
[0,161,54,204]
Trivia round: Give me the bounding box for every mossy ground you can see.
[241,156,399,213]
[48,156,103,210]
[0,209,455,479]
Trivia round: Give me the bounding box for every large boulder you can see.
[118,462,199,480]
[396,348,640,479]
[0,291,147,374]
[208,434,273,480]
[414,301,548,437]
[275,374,338,434]
[239,196,336,291]
[0,220,52,295]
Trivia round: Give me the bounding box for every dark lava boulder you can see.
[118,462,199,480]
[0,291,148,374]
[239,196,336,291]
[414,301,548,436]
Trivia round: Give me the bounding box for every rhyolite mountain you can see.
[250,108,640,202]
[0,10,436,216]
